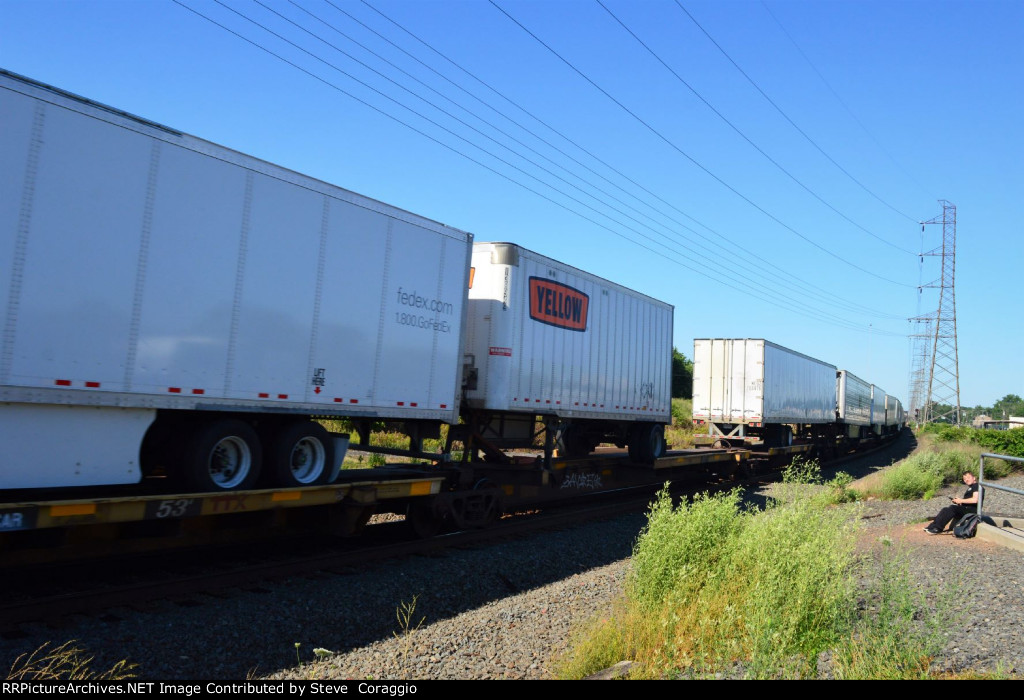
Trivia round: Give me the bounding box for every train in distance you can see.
[691,338,905,453]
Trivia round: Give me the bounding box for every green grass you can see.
[874,453,951,500]
[666,398,696,450]
[554,482,960,680]
[920,423,1024,459]
[854,430,1021,502]
[557,428,1023,679]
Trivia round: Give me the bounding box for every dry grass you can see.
[6,641,136,680]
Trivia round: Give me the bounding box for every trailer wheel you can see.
[407,500,443,539]
[268,421,334,487]
[183,419,262,491]
[627,423,665,462]
[556,424,594,458]
[779,426,793,447]
[646,423,666,459]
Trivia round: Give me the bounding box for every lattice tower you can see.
[907,314,934,424]
[919,200,961,424]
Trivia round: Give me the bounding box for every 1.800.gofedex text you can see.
[394,312,452,333]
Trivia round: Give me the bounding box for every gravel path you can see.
[3,464,1022,681]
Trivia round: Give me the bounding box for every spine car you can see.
[0,69,672,498]
[692,338,906,450]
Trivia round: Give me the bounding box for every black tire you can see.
[627,422,665,462]
[266,421,334,487]
[646,423,666,460]
[407,500,443,539]
[182,419,262,492]
[556,424,594,458]
[777,425,793,448]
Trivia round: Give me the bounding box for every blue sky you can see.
[2,0,1020,409]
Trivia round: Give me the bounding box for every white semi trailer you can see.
[837,369,873,438]
[0,69,472,492]
[1,70,678,497]
[692,338,837,447]
[463,242,673,461]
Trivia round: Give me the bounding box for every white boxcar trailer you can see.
[884,395,905,434]
[0,70,472,492]
[836,370,873,438]
[692,338,837,446]
[463,242,673,461]
[870,386,887,435]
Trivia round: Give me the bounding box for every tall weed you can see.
[556,486,966,680]
[606,487,859,678]
[876,449,977,500]
[626,487,746,612]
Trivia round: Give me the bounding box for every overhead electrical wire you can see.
[278,0,905,322]
[489,0,913,289]
[170,0,907,334]
[599,0,918,255]
[179,0,898,333]
[760,0,932,200]
[676,1,920,231]
[350,0,907,320]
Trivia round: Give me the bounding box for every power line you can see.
[675,1,920,232]
[489,0,913,288]
[284,0,906,321]
[170,0,908,333]
[599,0,916,256]
[760,0,932,200]
[187,1,900,331]
[354,0,906,319]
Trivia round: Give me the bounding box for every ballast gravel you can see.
[2,475,1022,681]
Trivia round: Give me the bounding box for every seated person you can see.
[923,471,978,534]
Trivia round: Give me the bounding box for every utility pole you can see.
[919,200,961,425]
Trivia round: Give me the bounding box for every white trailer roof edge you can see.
[693,338,836,370]
[0,69,469,242]
[477,242,674,311]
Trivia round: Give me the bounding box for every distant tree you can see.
[992,394,1024,419]
[671,347,693,399]
[963,405,989,424]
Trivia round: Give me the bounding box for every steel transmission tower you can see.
[907,314,934,424]
[919,200,961,424]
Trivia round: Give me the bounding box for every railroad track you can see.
[0,484,675,635]
[0,431,913,637]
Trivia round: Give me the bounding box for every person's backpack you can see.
[953,513,981,539]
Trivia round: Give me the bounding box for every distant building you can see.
[981,416,1024,431]
[973,414,992,428]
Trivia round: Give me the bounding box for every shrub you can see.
[878,455,947,500]
[670,398,692,426]
[556,483,968,680]
[823,471,859,504]
[627,487,747,612]
[783,455,822,485]
[925,424,1024,461]
[612,487,858,678]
